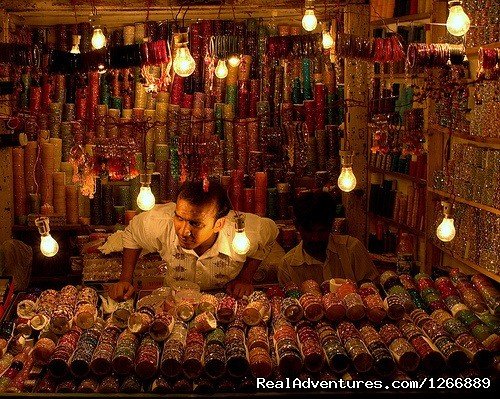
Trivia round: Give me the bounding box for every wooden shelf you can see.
[368,212,424,237]
[368,123,405,130]
[369,252,398,264]
[465,42,500,56]
[427,188,500,216]
[368,166,427,185]
[434,243,500,283]
[12,224,121,232]
[430,124,500,148]
[373,73,425,79]
[371,13,431,28]
[103,181,133,186]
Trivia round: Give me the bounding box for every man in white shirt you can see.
[278,191,379,287]
[109,180,282,299]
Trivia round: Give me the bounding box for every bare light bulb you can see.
[232,215,251,255]
[338,166,357,192]
[91,28,106,49]
[302,9,318,31]
[322,31,334,49]
[436,216,456,242]
[173,47,196,77]
[40,234,59,257]
[446,2,470,36]
[137,186,155,211]
[215,59,229,79]
[232,231,251,255]
[35,217,59,257]
[228,54,241,67]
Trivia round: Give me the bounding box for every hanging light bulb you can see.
[302,10,318,31]
[35,217,59,257]
[70,35,81,54]
[231,214,251,255]
[91,27,107,49]
[446,0,470,37]
[338,166,357,192]
[215,59,229,79]
[228,54,241,68]
[436,201,456,242]
[322,30,334,50]
[338,150,357,192]
[302,1,318,32]
[436,217,456,242]
[137,186,155,211]
[173,46,196,77]
[137,174,155,211]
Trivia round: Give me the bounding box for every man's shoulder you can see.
[138,203,176,224]
[330,234,362,250]
[241,211,277,228]
[282,243,303,265]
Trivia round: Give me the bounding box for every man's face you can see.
[173,198,224,250]
[298,223,331,257]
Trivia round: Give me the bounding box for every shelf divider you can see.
[368,212,425,237]
[427,188,500,216]
[433,242,500,283]
[371,13,431,27]
[368,166,427,185]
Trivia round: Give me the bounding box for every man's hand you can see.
[226,279,254,299]
[107,281,135,301]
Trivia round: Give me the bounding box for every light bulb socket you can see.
[72,35,81,47]
[174,31,189,48]
[35,217,51,236]
[305,0,315,10]
[441,201,453,217]
[90,15,101,28]
[140,173,152,186]
[234,214,246,232]
[448,0,463,6]
[339,150,354,167]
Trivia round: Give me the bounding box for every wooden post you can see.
[0,9,14,243]
[343,3,370,241]
[423,0,448,273]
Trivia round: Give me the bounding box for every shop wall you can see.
[0,9,14,243]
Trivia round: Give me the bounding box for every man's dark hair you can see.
[293,191,337,230]
[177,180,231,220]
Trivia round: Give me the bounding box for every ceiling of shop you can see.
[0,0,364,26]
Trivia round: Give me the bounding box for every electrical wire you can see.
[71,0,78,24]
[181,5,191,28]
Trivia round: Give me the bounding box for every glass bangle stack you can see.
[0,273,498,394]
